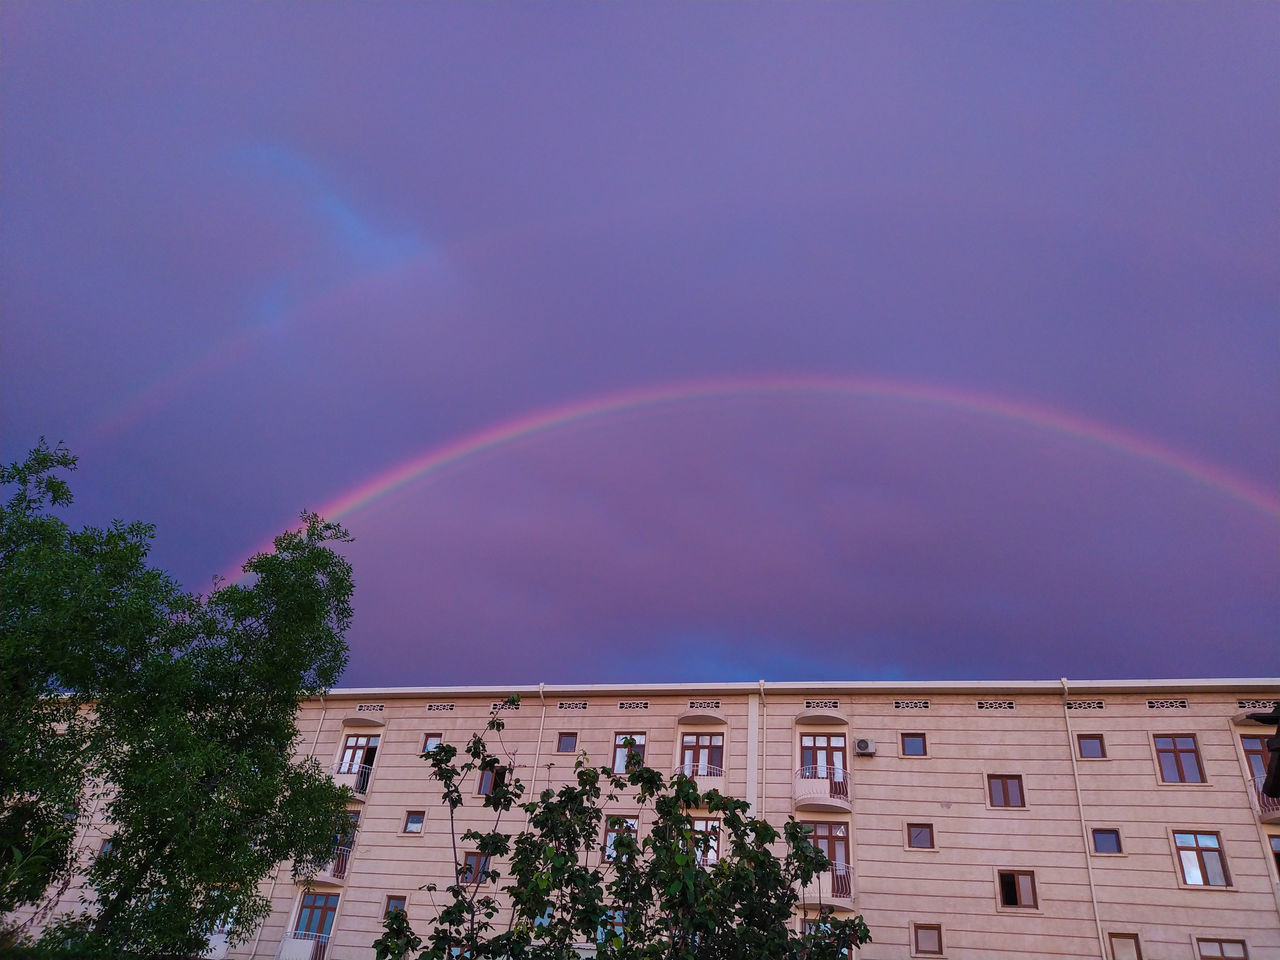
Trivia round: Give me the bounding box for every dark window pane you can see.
[1093,829,1121,854]
[999,872,1018,906]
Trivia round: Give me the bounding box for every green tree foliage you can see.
[381,702,870,960]
[1,441,357,956]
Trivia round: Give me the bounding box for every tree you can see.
[379,702,871,960]
[1,441,357,957]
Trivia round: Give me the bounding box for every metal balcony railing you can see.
[673,762,725,779]
[798,863,854,904]
[1251,775,1280,820]
[276,930,329,960]
[331,762,374,796]
[321,843,354,880]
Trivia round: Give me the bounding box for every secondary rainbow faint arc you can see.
[321,374,1279,520]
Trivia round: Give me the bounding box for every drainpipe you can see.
[529,683,547,813]
[758,680,768,815]
[1062,678,1105,958]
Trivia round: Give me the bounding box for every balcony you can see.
[797,863,855,909]
[330,763,374,799]
[309,843,353,885]
[276,931,329,960]
[673,762,725,780]
[794,767,851,813]
[1250,775,1280,823]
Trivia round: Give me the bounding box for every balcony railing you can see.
[1251,775,1280,821]
[331,763,374,797]
[320,843,354,881]
[798,863,854,905]
[794,767,850,811]
[276,931,329,960]
[673,762,725,779]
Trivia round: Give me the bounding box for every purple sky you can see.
[3,3,1276,686]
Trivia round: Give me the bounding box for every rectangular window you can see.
[384,895,407,917]
[596,908,626,943]
[1196,939,1249,959]
[1077,734,1107,759]
[295,892,340,936]
[613,733,646,773]
[460,852,490,884]
[1155,735,1205,783]
[679,732,724,776]
[338,733,380,772]
[603,817,638,861]
[96,838,114,859]
[557,732,577,752]
[692,818,719,866]
[901,733,927,756]
[913,923,943,956]
[476,766,506,796]
[799,734,848,799]
[988,774,1025,807]
[1241,735,1270,781]
[800,821,851,897]
[403,811,425,834]
[1270,836,1280,874]
[997,870,1037,908]
[1092,828,1122,854]
[1108,933,1143,960]
[907,823,934,849]
[422,733,442,754]
[1175,832,1230,886]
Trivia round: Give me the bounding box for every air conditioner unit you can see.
[854,737,876,756]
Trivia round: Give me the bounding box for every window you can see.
[691,818,719,866]
[596,908,626,943]
[422,733,442,753]
[403,811,425,834]
[988,774,1024,807]
[997,870,1037,908]
[1092,829,1122,854]
[1155,735,1204,783]
[901,733,927,756]
[1108,933,1143,960]
[907,823,934,849]
[1196,939,1248,959]
[384,895,407,917]
[557,732,577,752]
[460,852,490,884]
[1077,734,1107,759]
[476,766,506,796]
[913,923,943,956]
[338,733,379,771]
[294,892,340,938]
[96,838,114,859]
[604,817,638,861]
[1270,836,1280,874]
[1175,832,1230,886]
[679,732,724,775]
[1241,735,1270,780]
[799,734,848,799]
[800,821,851,896]
[613,733,646,773]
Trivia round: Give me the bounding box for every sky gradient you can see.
[3,3,1276,686]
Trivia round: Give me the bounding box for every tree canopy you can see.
[1,440,356,957]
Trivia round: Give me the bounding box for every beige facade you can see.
[19,679,1280,959]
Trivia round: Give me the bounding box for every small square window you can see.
[461,852,490,884]
[1155,734,1205,783]
[384,895,407,917]
[902,733,927,756]
[907,823,935,849]
[423,733,443,753]
[1196,938,1248,960]
[1109,933,1143,960]
[997,870,1037,908]
[403,811,425,834]
[1077,734,1106,759]
[1092,828,1122,854]
[476,766,506,796]
[913,923,943,956]
[988,774,1025,807]
[557,732,578,752]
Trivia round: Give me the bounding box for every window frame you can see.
[691,817,720,866]
[901,732,928,757]
[906,822,935,850]
[294,891,340,936]
[556,732,578,753]
[987,774,1026,808]
[422,733,442,754]
[384,895,408,918]
[603,816,639,862]
[1173,830,1231,888]
[1092,828,1123,855]
[402,810,425,835]
[1241,735,1270,781]
[1154,734,1206,784]
[612,732,647,774]
[912,922,944,957]
[1195,938,1249,960]
[1077,734,1107,760]
[1107,932,1143,960]
[679,731,725,775]
[476,765,506,797]
[996,869,1038,909]
[460,851,491,885]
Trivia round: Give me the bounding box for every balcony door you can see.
[800,734,847,798]
[338,734,379,792]
[294,892,340,959]
[800,821,851,897]
[680,733,724,776]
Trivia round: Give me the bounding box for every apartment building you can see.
[229,678,1280,960]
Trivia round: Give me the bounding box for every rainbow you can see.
[223,374,1278,580]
